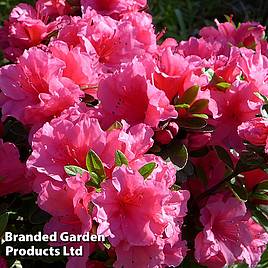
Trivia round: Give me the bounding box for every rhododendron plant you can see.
[1,1,268,268]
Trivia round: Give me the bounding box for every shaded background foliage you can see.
[1,0,268,267]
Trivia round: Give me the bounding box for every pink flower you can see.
[114,241,165,268]
[36,0,71,20]
[130,154,177,188]
[200,20,265,55]
[153,47,190,100]
[57,9,157,67]
[93,165,189,266]
[210,82,262,150]
[238,118,268,149]
[0,3,57,61]
[98,59,177,128]
[195,193,268,267]
[0,139,31,196]
[39,173,93,237]
[0,47,83,127]
[178,37,222,59]
[81,0,146,18]
[27,107,154,181]
[93,167,169,246]
[37,172,94,268]
[238,218,268,267]
[49,40,101,96]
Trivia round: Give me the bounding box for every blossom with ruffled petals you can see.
[195,194,268,268]
[0,47,83,128]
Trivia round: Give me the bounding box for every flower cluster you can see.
[1,1,268,268]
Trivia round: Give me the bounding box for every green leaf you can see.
[10,260,23,268]
[107,121,123,131]
[255,181,268,193]
[191,113,209,119]
[229,183,248,202]
[216,82,231,91]
[255,92,268,104]
[103,239,111,250]
[179,85,199,105]
[168,144,189,171]
[0,212,9,236]
[87,172,101,188]
[139,162,157,179]
[252,193,268,201]
[256,247,268,268]
[86,150,106,188]
[261,104,268,118]
[174,103,191,109]
[189,99,209,113]
[115,150,129,166]
[195,166,208,187]
[235,151,266,173]
[251,206,268,232]
[214,146,234,169]
[170,184,181,191]
[190,124,215,133]
[190,146,210,158]
[64,165,88,176]
[178,117,207,129]
[202,68,215,82]
[229,263,248,268]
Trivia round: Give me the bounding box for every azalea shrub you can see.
[0,0,268,268]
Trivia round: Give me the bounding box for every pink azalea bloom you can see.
[178,36,222,59]
[238,48,268,91]
[238,218,268,267]
[27,106,154,181]
[130,154,177,188]
[195,194,268,267]
[200,20,265,55]
[81,0,147,18]
[154,47,190,100]
[238,117,268,149]
[38,173,94,268]
[36,0,71,20]
[49,40,101,96]
[39,173,93,237]
[0,47,83,127]
[0,139,31,196]
[90,11,156,65]
[93,166,168,246]
[57,9,157,67]
[0,3,56,61]
[210,82,262,150]
[114,235,187,268]
[55,15,86,49]
[154,46,213,99]
[93,165,189,266]
[114,241,165,268]
[98,59,177,128]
